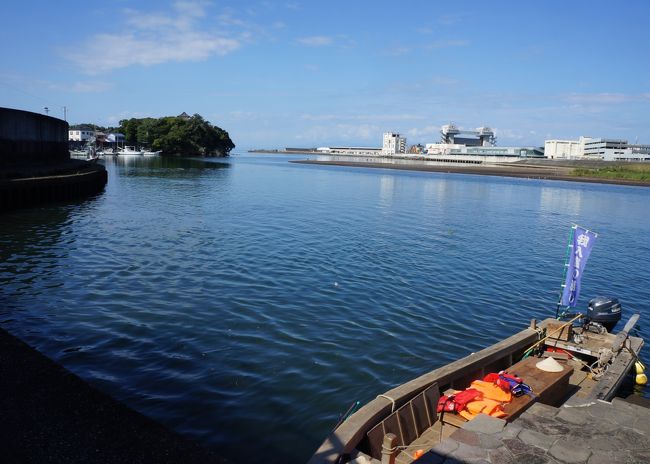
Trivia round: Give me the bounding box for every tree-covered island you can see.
[71,113,235,157]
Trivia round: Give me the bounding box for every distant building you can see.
[441,124,496,146]
[382,132,406,155]
[424,123,543,162]
[425,143,543,159]
[329,146,382,155]
[544,137,590,159]
[583,138,629,160]
[178,112,191,120]
[409,144,424,154]
[544,136,650,161]
[106,133,125,143]
[68,129,95,142]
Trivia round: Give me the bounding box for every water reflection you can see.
[378,175,395,208]
[540,185,584,217]
[103,155,230,175]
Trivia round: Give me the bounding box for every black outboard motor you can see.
[585,296,622,333]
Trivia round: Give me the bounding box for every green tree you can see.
[116,114,234,156]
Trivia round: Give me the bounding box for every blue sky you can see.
[2,1,649,150]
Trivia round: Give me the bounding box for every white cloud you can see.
[64,1,240,74]
[337,124,377,140]
[300,113,426,122]
[427,39,469,49]
[406,125,439,138]
[566,93,630,104]
[296,36,333,46]
[437,14,470,26]
[292,123,381,144]
[173,0,208,19]
[383,46,411,57]
[67,81,114,93]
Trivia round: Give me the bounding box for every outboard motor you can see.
[585,296,622,333]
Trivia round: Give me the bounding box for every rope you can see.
[382,443,399,453]
[376,394,397,413]
[522,314,582,359]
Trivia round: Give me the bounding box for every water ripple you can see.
[1,155,649,463]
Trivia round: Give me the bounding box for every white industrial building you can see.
[382,132,407,155]
[583,138,633,160]
[544,137,590,159]
[545,136,650,161]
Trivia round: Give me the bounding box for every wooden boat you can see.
[308,311,644,464]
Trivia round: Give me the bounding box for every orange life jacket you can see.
[458,398,508,420]
[469,380,512,403]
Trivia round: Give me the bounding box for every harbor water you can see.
[1,153,648,463]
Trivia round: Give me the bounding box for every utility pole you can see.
[63,106,67,121]
[44,107,49,115]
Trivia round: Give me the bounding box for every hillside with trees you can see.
[118,113,235,157]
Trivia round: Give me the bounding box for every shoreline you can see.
[290,159,650,188]
[0,327,226,463]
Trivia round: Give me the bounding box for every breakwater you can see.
[0,107,107,211]
[0,107,69,164]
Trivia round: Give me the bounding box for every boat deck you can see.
[342,318,646,464]
[313,317,645,464]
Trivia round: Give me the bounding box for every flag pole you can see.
[555,224,576,319]
[556,224,599,319]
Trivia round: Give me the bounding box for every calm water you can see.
[1,153,648,463]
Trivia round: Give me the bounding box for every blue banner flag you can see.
[561,226,597,307]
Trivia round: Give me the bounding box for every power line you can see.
[0,79,67,118]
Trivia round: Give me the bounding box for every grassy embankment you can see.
[572,164,650,183]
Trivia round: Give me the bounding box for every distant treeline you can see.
[71,113,235,157]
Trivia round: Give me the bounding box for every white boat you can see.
[118,146,144,155]
[142,150,161,156]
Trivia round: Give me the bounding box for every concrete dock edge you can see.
[0,327,227,463]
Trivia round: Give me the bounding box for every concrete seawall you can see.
[0,162,108,211]
[0,107,69,164]
[0,107,107,211]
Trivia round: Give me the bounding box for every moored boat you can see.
[118,146,144,155]
[308,226,647,464]
[308,312,645,464]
